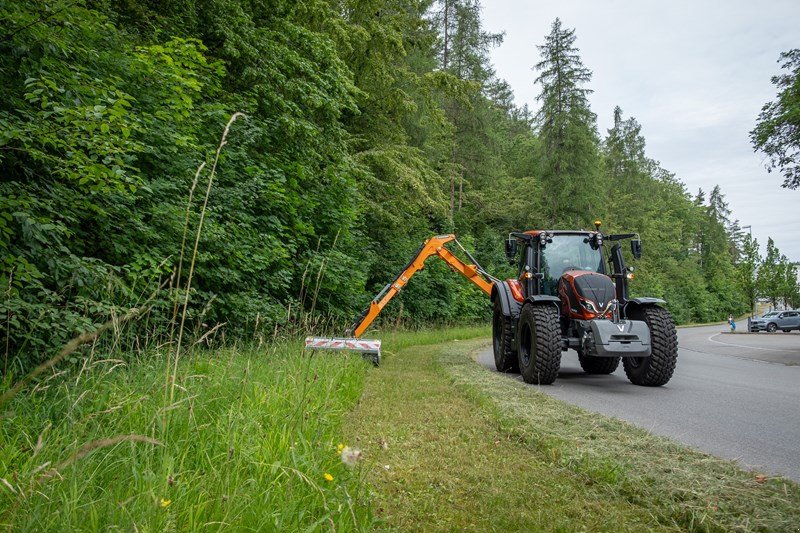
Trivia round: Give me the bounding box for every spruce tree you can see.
[533,18,603,226]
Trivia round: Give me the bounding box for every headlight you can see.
[581,299,597,313]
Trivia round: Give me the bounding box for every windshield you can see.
[541,234,603,282]
[761,312,778,318]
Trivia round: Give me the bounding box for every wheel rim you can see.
[520,322,532,366]
[767,323,777,332]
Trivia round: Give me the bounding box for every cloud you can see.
[482,0,800,259]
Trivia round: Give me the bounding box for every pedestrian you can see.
[728,314,736,333]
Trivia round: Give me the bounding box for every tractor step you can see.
[304,337,382,366]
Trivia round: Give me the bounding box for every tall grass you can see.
[0,112,377,529]
[1,342,374,530]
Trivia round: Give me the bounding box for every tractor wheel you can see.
[492,298,518,373]
[578,347,620,375]
[766,323,777,333]
[517,303,561,385]
[578,331,620,374]
[623,306,678,387]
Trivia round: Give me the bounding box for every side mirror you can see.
[631,239,642,260]
[505,238,518,264]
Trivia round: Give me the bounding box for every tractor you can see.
[306,222,678,387]
[492,223,677,386]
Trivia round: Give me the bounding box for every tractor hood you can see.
[560,270,616,314]
[571,272,615,307]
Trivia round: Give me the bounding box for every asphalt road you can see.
[476,325,800,481]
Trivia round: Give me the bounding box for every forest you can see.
[2,0,799,372]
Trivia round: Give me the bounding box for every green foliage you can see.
[736,233,761,313]
[757,238,800,308]
[751,49,800,189]
[0,1,767,372]
[533,18,603,227]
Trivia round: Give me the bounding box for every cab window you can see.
[540,235,603,295]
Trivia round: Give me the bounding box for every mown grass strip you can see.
[441,340,800,531]
[348,335,800,531]
[345,335,675,531]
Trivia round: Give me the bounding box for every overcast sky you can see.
[481,0,800,261]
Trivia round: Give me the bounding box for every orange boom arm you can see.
[351,234,495,338]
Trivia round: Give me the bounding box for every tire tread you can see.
[623,306,678,386]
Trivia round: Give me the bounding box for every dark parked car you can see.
[749,310,800,332]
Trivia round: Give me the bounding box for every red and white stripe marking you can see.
[304,337,381,354]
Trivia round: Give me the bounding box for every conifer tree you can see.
[533,18,603,226]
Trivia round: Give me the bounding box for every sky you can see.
[481,0,800,261]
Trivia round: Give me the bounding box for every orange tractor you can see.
[306,223,678,386]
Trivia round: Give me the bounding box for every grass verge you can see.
[1,341,373,530]
[346,335,800,531]
[0,325,491,530]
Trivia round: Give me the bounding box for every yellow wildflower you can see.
[336,443,345,453]
[160,498,172,508]
[324,472,333,482]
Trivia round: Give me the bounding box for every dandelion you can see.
[336,443,345,454]
[324,472,334,482]
[340,446,363,467]
[160,498,172,508]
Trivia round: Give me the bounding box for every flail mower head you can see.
[303,336,381,365]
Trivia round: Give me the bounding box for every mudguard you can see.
[492,282,522,318]
[627,297,666,305]
[624,297,666,318]
[528,294,561,309]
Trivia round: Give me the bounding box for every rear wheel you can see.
[767,323,777,333]
[493,298,518,373]
[578,335,620,374]
[623,306,678,386]
[517,304,561,385]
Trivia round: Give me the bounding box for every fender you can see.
[527,294,561,311]
[624,297,666,317]
[626,297,666,306]
[492,282,523,318]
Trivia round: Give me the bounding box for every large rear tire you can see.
[517,304,561,385]
[623,306,678,386]
[577,331,620,374]
[578,350,620,375]
[492,298,518,373]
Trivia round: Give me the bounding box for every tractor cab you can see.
[539,233,605,296]
[505,223,641,307]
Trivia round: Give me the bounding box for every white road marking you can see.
[707,333,799,353]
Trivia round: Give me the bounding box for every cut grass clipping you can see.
[346,333,800,531]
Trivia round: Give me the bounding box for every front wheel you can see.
[767,323,777,333]
[493,298,518,373]
[623,306,678,386]
[517,304,561,385]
